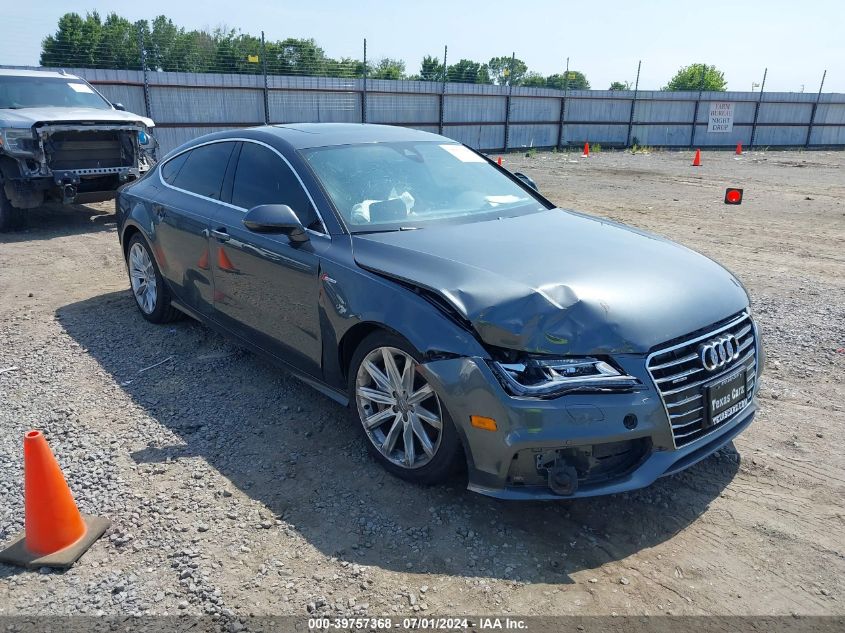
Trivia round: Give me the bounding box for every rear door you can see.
[209,141,328,377]
[154,141,237,317]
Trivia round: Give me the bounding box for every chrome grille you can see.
[647,313,757,448]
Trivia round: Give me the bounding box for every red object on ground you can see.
[736,142,743,155]
[217,247,237,272]
[23,431,87,556]
[497,156,502,166]
[692,149,702,166]
[724,188,744,205]
[582,142,590,157]
[0,431,110,569]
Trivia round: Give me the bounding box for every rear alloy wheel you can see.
[126,233,181,323]
[351,333,462,484]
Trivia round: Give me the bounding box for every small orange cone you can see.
[197,248,209,271]
[692,149,701,166]
[0,431,110,569]
[497,156,502,166]
[217,247,238,273]
[582,142,590,158]
[736,142,742,155]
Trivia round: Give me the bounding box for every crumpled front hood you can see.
[0,107,154,128]
[352,209,749,356]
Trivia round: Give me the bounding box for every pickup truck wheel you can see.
[0,186,24,232]
[126,234,181,323]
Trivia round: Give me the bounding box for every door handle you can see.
[210,228,230,242]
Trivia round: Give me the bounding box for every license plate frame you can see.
[704,366,749,429]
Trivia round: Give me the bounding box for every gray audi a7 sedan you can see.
[116,123,763,500]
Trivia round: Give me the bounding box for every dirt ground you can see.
[0,148,843,620]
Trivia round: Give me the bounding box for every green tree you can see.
[328,57,366,78]
[446,59,490,84]
[41,12,98,67]
[664,63,727,91]
[520,72,547,87]
[370,58,405,80]
[487,55,527,86]
[93,13,141,69]
[609,80,631,90]
[546,71,590,90]
[418,54,445,82]
[41,11,146,70]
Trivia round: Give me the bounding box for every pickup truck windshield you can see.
[0,76,112,110]
[301,141,545,232]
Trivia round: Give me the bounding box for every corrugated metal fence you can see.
[18,66,845,155]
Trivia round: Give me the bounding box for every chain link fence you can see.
[7,28,843,155]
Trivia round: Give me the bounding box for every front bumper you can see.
[419,355,757,500]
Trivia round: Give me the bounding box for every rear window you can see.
[160,152,188,184]
[168,142,235,200]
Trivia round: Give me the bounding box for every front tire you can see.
[349,331,463,485]
[126,233,181,323]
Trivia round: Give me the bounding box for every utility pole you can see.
[749,68,767,150]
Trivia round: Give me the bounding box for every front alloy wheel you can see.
[355,346,443,469]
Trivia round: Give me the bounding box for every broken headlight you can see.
[491,356,639,398]
[0,128,37,155]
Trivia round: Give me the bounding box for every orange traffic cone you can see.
[497,156,502,166]
[197,248,209,271]
[582,142,590,158]
[0,431,110,569]
[736,142,742,155]
[217,247,238,273]
[692,149,701,166]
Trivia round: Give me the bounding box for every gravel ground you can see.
[0,148,843,625]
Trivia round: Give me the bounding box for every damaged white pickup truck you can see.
[0,68,156,230]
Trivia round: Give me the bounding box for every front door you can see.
[210,141,327,377]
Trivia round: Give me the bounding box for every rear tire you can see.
[126,233,182,323]
[0,185,24,232]
[349,331,463,485]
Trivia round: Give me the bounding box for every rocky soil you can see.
[0,148,843,626]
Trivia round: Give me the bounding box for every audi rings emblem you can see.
[698,334,740,371]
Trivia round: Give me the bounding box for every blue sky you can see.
[2,0,842,92]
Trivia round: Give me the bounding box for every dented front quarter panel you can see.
[316,236,491,390]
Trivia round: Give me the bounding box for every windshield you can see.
[0,76,112,110]
[301,141,546,232]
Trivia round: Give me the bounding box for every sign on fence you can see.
[709,102,735,133]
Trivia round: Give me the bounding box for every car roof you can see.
[162,124,461,163]
[0,68,82,80]
[263,123,454,150]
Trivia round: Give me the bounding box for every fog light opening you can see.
[623,413,638,430]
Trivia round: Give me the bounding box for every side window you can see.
[170,142,235,200]
[160,152,188,184]
[232,143,317,228]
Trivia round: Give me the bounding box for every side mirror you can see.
[243,204,308,242]
[112,102,126,111]
[513,172,539,192]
